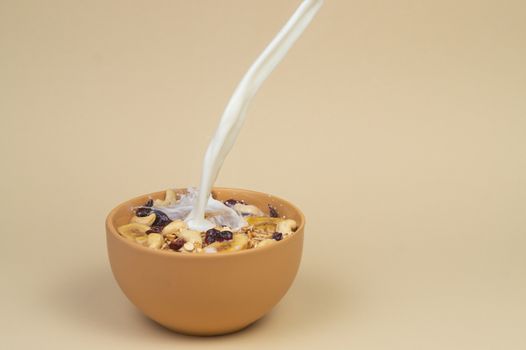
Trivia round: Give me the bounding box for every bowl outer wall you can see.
[106,188,305,335]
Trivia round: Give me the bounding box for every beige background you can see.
[1,0,525,349]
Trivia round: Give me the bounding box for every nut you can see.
[154,189,177,207]
[276,219,297,235]
[135,236,148,246]
[117,223,150,240]
[147,233,163,249]
[233,203,265,217]
[162,220,187,235]
[246,217,281,226]
[164,233,177,241]
[177,229,203,244]
[183,242,195,252]
[131,213,156,226]
[206,233,248,253]
[257,239,276,248]
[204,246,217,253]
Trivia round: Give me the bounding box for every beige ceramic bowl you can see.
[106,187,305,336]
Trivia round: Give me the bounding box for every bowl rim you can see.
[106,187,305,259]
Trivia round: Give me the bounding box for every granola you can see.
[117,189,298,253]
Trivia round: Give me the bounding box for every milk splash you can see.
[186,0,323,231]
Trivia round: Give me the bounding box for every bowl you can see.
[105,187,305,336]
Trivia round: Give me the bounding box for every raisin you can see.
[268,204,279,218]
[152,210,172,228]
[146,226,163,234]
[220,230,233,241]
[136,199,154,217]
[272,232,283,241]
[206,228,219,236]
[224,199,245,207]
[205,228,220,245]
[136,207,151,217]
[224,199,239,207]
[169,238,185,251]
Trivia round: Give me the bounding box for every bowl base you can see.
[151,317,260,337]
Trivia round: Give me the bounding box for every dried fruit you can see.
[121,190,297,253]
[205,228,220,245]
[152,210,172,228]
[169,238,185,251]
[220,230,233,241]
[268,204,279,218]
[135,199,154,217]
[136,207,151,217]
[272,232,283,241]
[117,223,150,240]
[224,199,243,207]
[145,226,163,234]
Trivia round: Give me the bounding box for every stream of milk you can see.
[185,0,323,231]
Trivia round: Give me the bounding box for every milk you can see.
[186,0,323,231]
